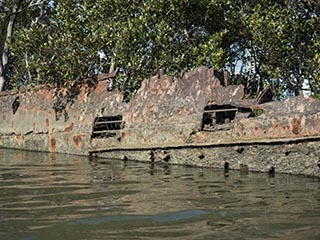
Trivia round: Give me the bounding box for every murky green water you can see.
[0,149,319,240]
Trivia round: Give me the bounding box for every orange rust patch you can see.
[64,122,74,132]
[80,116,86,123]
[64,135,69,144]
[78,88,87,103]
[127,131,131,137]
[50,137,57,152]
[292,118,302,135]
[181,133,187,142]
[44,92,53,102]
[46,119,50,128]
[15,135,25,142]
[72,135,84,148]
[282,126,287,131]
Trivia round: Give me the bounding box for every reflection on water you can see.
[0,148,319,240]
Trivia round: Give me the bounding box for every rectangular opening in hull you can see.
[91,115,124,138]
[202,105,253,131]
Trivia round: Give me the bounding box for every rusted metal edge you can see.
[88,135,320,154]
[92,130,120,134]
[203,108,238,113]
[94,120,123,125]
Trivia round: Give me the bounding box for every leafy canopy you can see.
[2,0,320,99]
[9,0,226,98]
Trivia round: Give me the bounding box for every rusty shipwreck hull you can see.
[1,66,320,177]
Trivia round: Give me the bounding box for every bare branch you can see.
[1,0,44,21]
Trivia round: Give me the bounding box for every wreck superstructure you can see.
[0,66,320,177]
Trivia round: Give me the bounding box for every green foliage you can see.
[1,0,320,99]
[250,109,265,118]
[8,0,227,97]
[224,0,320,98]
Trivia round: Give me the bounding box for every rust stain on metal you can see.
[15,135,25,142]
[77,88,87,103]
[79,116,87,123]
[73,135,84,148]
[194,134,201,143]
[64,122,74,132]
[50,137,57,151]
[181,133,187,142]
[46,119,50,128]
[292,118,302,135]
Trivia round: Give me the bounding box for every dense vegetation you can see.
[1,0,319,99]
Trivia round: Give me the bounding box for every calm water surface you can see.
[0,148,319,240]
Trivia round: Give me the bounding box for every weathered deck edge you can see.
[94,137,320,178]
[89,135,320,153]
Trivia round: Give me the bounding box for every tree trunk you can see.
[0,57,5,91]
[0,74,4,92]
[0,2,21,91]
[24,51,32,82]
[107,44,118,90]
